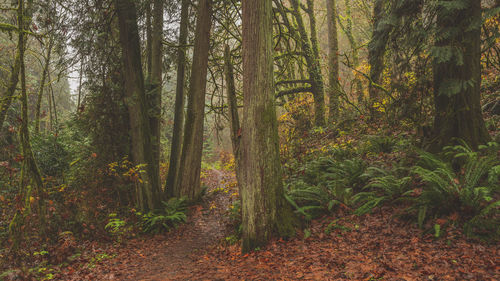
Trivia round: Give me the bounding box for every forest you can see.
[0,0,499,280]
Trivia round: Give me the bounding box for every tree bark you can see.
[115,0,160,211]
[77,58,83,111]
[175,0,212,201]
[165,0,189,198]
[432,0,490,150]
[224,44,242,186]
[35,37,54,134]
[241,0,295,253]
[368,0,388,118]
[326,0,341,122]
[0,33,23,129]
[290,0,326,126]
[10,0,45,253]
[150,0,163,195]
[341,0,363,103]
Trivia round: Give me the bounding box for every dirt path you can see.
[66,169,237,281]
[129,170,234,281]
[62,168,499,280]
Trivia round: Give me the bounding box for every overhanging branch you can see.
[276,86,313,98]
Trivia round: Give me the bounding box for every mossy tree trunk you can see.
[241,0,295,253]
[339,0,363,104]
[432,0,490,150]
[165,0,189,198]
[175,0,212,201]
[0,19,24,129]
[10,0,45,253]
[326,0,341,122]
[290,0,326,127]
[35,36,54,134]
[224,44,242,186]
[368,0,389,119]
[115,0,161,211]
[149,0,163,189]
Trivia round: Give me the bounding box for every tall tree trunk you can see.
[0,40,22,129]
[115,0,160,211]
[47,71,58,131]
[342,0,363,103]
[224,44,242,186]
[368,0,388,118]
[432,0,490,150]
[241,0,295,253]
[10,0,45,253]
[175,0,212,200]
[165,0,189,198]
[145,0,153,75]
[150,0,163,194]
[0,60,20,129]
[326,0,341,122]
[77,59,83,111]
[306,0,320,60]
[290,0,326,126]
[35,37,54,134]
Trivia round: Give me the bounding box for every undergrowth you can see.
[286,138,500,240]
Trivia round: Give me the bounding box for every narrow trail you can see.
[63,167,499,280]
[130,169,234,281]
[68,169,237,281]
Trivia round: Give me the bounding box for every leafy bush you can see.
[138,197,188,234]
[409,143,499,238]
[104,213,131,242]
[286,181,333,220]
[366,135,397,154]
[286,157,366,219]
[225,200,242,244]
[31,134,70,177]
[353,166,412,215]
[321,158,368,191]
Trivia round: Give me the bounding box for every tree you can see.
[338,0,363,104]
[165,0,189,198]
[240,0,295,253]
[34,36,54,134]
[367,0,389,118]
[431,0,490,149]
[224,44,242,186]
[175,0,212,200]
[0,21,22,129]
[115,0,161,211]
[326,0,341,122]
[9,0,45,253]
[289,0,326,126]
[148,0,164,187]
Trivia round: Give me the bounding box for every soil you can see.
[56,168,499,281]
[61,168,237,281]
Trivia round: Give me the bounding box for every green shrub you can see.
[321,158,368,191]
[31,134,70,177]
[366,135,397,154]
[285,181,333,220]
[409,143,499,238]
[353,166,412,215]
[104,213,130,242]
[138,197,188,234]
[226,200,242,242]
[286,157,366,219]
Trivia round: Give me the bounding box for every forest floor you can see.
[52,168,500,281]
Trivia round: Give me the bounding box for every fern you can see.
[139,197,188,233]
[409,143,499,237]
[366,135,397,153]
[353,166,412,215]
[322,158,367,191]
[285,157,365,219]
